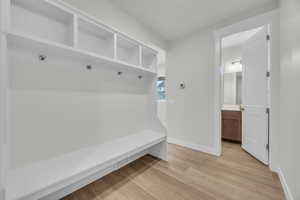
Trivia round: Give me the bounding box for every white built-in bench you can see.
[7,131,167,200]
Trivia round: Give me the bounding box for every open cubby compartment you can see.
[142,47,158,71]
[11,0,74,46]
[117,36,140,66]
[78,17,114,58]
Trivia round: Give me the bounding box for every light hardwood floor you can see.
[63,141,285,200]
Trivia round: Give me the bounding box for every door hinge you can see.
[266,71,270,78]
[267,35,270,41]
[266,108,270,114]
[266,143,270,151]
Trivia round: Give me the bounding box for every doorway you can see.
[219,26,270,165]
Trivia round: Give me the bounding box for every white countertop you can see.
[222,104,241,111]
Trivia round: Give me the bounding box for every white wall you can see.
[157,48,167,77]
[0,36,5,200]
[167,31,215,147]
[279,0,300,199]
[222,45,243,73]
[61,0,168,50]
[167,10,280,158]
[0,1,8,197]
[157,65,166,77]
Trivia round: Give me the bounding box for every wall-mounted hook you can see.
[86,65,92,70]
[138,75,143,79]
[179,81,186,89]
[39,54,47,61]
[117,71,123,75]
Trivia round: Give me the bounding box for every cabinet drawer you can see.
[222,111,241,119]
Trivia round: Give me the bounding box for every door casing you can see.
[213,10,280,172]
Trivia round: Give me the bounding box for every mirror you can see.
[223,72,242,105]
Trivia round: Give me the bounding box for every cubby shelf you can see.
[11,0,74,46]
[8,0,158,75]
[7,32,157,75]
[142,46,158,70]
[77,17,115,59]
[117,36,140,66]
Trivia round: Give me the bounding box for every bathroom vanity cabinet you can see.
[222,110,242,142]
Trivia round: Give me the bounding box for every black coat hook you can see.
[86,65,92,70]
[179,81,186,89]
[39,54,47,61]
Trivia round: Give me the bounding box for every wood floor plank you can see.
[91,178,129,200]
[70,187,98,200]
[140,156,234,200]
[62,141,285,200]
[129,159,216,200]
[102,172,157,200]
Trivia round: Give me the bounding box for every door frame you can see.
[213,10,280,171]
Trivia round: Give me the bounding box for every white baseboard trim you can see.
[277,168,294,200]
[167,137,220,156]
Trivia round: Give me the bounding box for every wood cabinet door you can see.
[222,111,242,142]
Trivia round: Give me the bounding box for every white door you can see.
[241,26,269,165]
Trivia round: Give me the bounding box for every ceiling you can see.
[222,27,263,49]
[111,0,278,41]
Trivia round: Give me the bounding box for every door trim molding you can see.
[213,10,280,171]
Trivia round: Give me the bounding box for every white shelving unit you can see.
[116,36,140,66]
[9,0,158,74]
[11,0,74,46]
[0,0,166,199]
[77,17,114,58]
[142,46,158,71]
